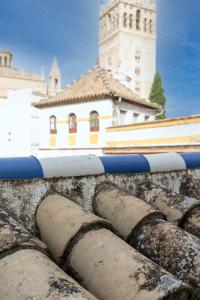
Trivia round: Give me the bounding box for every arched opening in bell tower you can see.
[136,10,141,30]
[4,57,8,67]
[0,51,13,68]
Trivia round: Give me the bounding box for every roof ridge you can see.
[62,66,95,91]
[96,65,147,102]
[96,65,113,98]
[34,64,159,110]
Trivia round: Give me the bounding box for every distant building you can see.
[34,0,158,156]
[35,65,158,157]
[0,50,62,157]
[99,0,156,99]
[47,58,62,96]
[0,0,199,158]
[0,50,62,100]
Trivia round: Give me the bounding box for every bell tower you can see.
[0,50,13,68]
[99,0,156,100]
[48,58,62,96]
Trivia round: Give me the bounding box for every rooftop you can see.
[1,153,200,299]
[34,65,159,110]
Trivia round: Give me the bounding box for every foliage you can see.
[149,72,166,119]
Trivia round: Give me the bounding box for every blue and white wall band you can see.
[0,156,44,180]
[180,152,200,169]
[143,153,186,173]
[100,155,150,174]
[39,155,104,178]
[0,152,200,180]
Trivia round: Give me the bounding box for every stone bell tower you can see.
[99,0,156,100]
[48,58,62,96]
[0,50,13,68]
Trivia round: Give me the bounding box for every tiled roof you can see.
[1,171,200,298]
[34,66,159,110]
[0,66,44,81]
[0,174,200,300]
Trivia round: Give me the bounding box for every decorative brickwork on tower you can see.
[99,0,156,100]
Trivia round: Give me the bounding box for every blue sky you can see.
[0,0,199,118]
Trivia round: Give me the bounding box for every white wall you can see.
[116,100,155,125]
[106,118,200,147]
[38,148,104,158]
[38,98,157,157]
[0,89,40,157]
[39,99,113,151]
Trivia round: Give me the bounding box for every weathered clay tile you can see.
[37,194,193,300]
[94,183,200,297]
[0,210,98,300]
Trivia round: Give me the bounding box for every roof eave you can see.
[33,93,111,108]
[113,95,159,111]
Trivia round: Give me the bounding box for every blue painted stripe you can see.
[0,156,44,180]
[100,155,150,173]
[0,152,199,180]
[180,152,200,169]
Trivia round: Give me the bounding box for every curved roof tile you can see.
[34,66,159,110]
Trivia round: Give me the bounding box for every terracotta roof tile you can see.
[34,66,159,110]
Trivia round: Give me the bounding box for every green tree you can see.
[149,72,166,119]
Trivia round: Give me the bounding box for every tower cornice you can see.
[100,0,156,18]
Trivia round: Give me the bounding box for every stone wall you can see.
[0,168,200,235]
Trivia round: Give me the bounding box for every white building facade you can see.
[36,66,158,157]
[0,89,40,157]
[105,115,200,154]
[0,50,62,100]
[0,0,159,158]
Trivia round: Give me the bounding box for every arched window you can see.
[4,56,7,67]
[135,50,141,61]
[116,14,119,28]
[124,13,127,27]
[54,78,58,89]
[103,24,106,35]
[50,115,57,134]
[149,20,153,33]
[9,56,12,67]
[108,13,111,32]
[130,14,133,29]
[105,22,107,35]
[135,67,140,75]
[136,10,141,30]
[90,111,99,132]
[113,16,116,29]
[108,56,112,67]
[69,113,77,133]
[144,18,147,32]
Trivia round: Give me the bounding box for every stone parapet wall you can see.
[0,152,200,180]
[0,155,200,298]
[0,167,199,235]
